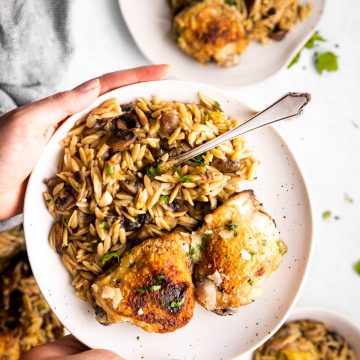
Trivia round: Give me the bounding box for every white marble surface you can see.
[58,0,360,327]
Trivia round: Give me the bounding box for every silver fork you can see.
[170,92,311,166]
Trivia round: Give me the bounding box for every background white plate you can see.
[119,0,326,87]
[24,80,313,360]
[240,307,360,359]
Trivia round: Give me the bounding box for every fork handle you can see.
[171,92,311,166]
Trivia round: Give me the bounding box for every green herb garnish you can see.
[101,252,120,266]
[322,210,331,220]
[250,251,257,258]
[262,239,267,246]
[174,28,182,43]
[248,279,254,286]
[147,163,163,177]
[136,336,140,341]
[76,183,82,190]
[204,113,209,121]
[227,223,238,236]
[202,231,212,241]
[316,51,339,74]
[161,299,166,307]
[99,221,108,229]
[149,285,161,291]
[190,247,196,256]
[156,274,165,282]
[214,101,223,112]
[277,241,286,255]
[354,260,360,276]
[137,288,147,295]
[288,31,326,68]
[304,32,326,49]
[159,195,170,204]
[170,296,185,308]
[106,165,114,176]
[191,154,206,168]
[176,169,192,182]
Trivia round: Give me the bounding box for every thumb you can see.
[23,78,101,129]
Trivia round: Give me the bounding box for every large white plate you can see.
[119,0,326,87]
[24,80,313,360]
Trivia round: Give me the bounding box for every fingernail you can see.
[75,78,100,92]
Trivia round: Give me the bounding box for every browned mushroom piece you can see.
[55,187,76,211]
[210,157,241,172]
[269,28,288,41]
[133,224,158,242]
[82,123,106,136]
[53,222,64,253]
[124,213,151,231]
[119,180,144,195]
[44,176,63,190]
[169,142,192,157]
[107,129,136,151]
[73,172,87,201]
[159,111,180,137]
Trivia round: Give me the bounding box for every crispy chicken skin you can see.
[0,331,20,360]
[92,233,195,333]
[173,0,249,66]
[192,190,285,315]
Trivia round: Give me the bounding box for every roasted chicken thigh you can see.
[92,233,195,333]
[192,190,285,315]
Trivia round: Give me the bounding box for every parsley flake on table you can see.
[316,51,339,74]
[322,210,331,220]
[288,31,326,68]
[354,260,360,276]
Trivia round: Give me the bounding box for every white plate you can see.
[240,307,360,359]
[119,0,326,87]
[24,80,313,360]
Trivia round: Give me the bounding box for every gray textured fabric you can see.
[0,214,24,232]
[0,0,74,115]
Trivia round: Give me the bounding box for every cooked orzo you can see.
[44,93,258,304]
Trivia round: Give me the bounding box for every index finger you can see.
[96,64,171,95]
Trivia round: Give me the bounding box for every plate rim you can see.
[23,79,314,359]
[118,0,327,87]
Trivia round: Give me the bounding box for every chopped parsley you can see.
[161,299,166,307]
[170,296,185,308]
[106,165,114,176]
[159,195,170,204]
[277,241,286,255]
[354,260,360,276]
[136,336,140,341]
[137,288,147,295]
[147,163,163,177]
[190,247,196,255]
[174,28,182,43]
[149,285,161,291]
[156,274,165,282]
[99,221,108,229]
[214,101,223,112]
[322,210,331,220]
[304,32,326,49]
[248,279,254,286]
[288,31,326,68]
[227,223,238,236]
[176,168,192,182]
[316,51,339,74]
[262,239,267,246]
[225,0,238,5]
[204,113,209,121]
[76,183,82,190]
[101,252,120,266]
[191,154,206,168]
[250,251,257,258]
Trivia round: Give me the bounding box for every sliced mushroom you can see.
[120,180,144,195]
[124,213,151,231]
[167,199,188,212]
[53,222,64,253]
[73,172,86,201]
[44,176,62,190]
[159,111,180,137]
[107,129,136,151]
[169,142,192,157]
[55,187,76,211]
[210,158,241,172]
[269,28,288,41]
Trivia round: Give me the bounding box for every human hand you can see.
[21,335,123,360]
[0,65,169,220]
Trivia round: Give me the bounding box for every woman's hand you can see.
[0,65,169,220]
[21,335,123,360]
